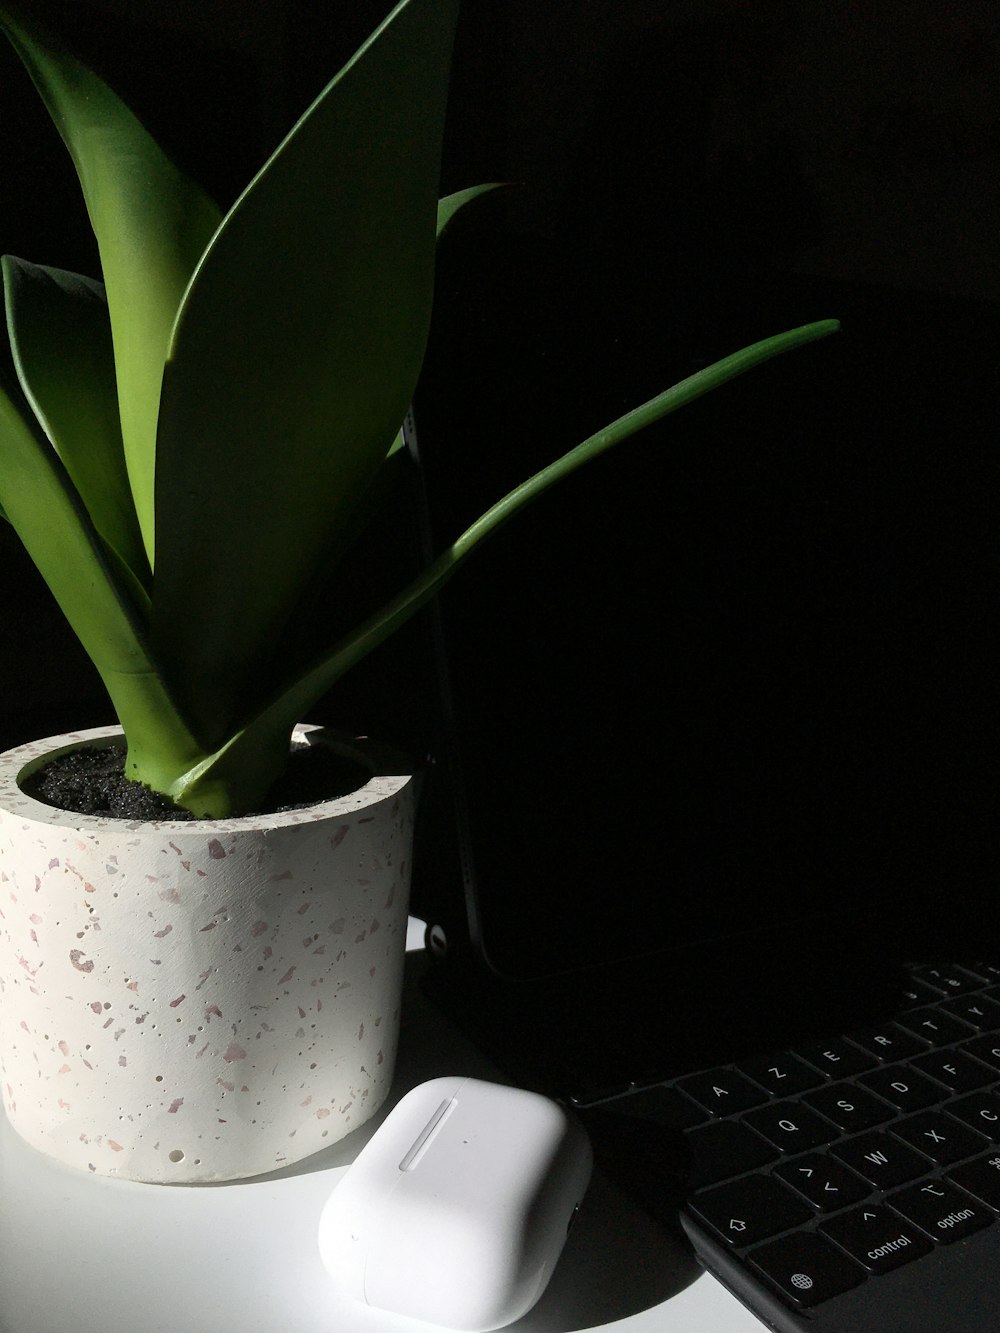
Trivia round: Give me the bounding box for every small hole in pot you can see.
[168,1149,185,1163]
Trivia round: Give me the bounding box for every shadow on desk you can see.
[516,1170,702,1331]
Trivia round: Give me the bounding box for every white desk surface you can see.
[0,922,765,1333]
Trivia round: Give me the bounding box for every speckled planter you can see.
[0,725,415,1183]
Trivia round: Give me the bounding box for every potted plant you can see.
[0,0,838,1182]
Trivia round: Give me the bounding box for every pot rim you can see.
[0,724,413,835]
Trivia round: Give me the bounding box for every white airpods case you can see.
[317,1075,592,1331]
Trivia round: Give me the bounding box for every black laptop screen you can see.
[415,271,996,981]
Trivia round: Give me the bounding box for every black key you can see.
[912,965,985,996]
[891,1110,990,1165]
[832,1131,932,1188]
[962,1033,1000,1074]
[942,995,1000,1030]
[848,1022,930,1062]
[793,1038,876,1079]
[899,977,953,1008]
[736,1052,823,1097]
[821,1204,932,1274]
[677,1067,769,1116]
[946,1089,1000,1140]
[910,1049,994,1094]
[859,1063,942,1112]
[947,1151,1000,1210]
[686,1118,778,1188]
[896,1007,977,1046]
[888,1179,993,1243]
[688,1172,812,1247]
[609,1084,707,1130]
[742,1101,837,1154]
[804,1081,894,1133]
[774,1152,870,1212]
[958,964,1000,985]
[748,1231,864,1308]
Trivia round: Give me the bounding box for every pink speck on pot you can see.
[223,1043,247,1063]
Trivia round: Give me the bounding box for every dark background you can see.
[0,1,996,969]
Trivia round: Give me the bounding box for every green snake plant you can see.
[0,0,838,817]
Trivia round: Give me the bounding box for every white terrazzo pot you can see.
[0,724,415,1183]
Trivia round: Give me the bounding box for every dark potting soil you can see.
[22,743,370,821]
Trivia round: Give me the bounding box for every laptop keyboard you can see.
[573,963,1000,1313]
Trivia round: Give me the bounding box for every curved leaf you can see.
[170,319,841,812]
[2,255,148,585]
[151,0,459,745]
[437,183,507,240]
[0,8,222,562]
[0,365,201,776]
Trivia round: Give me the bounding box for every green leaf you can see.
[170,319,840,813]
[2,255,148,585]
[151,0,459,746]
[436,184,507,240]
[0,8,222,564]
[0,365,201,778]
